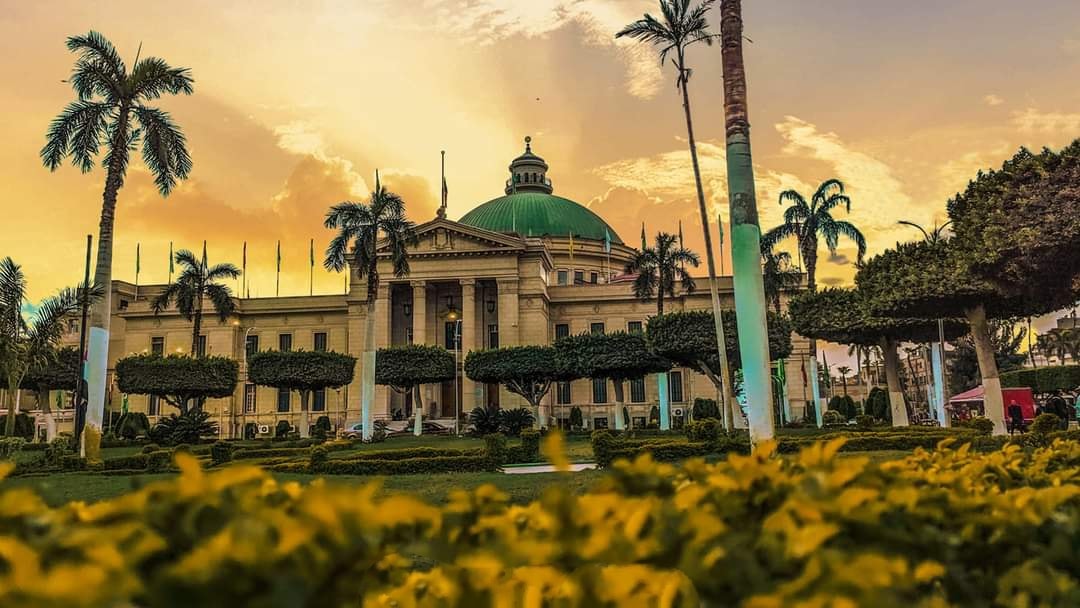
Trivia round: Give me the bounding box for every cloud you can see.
[827,252,850,265]
[424,0,663,98]
[1011,108,1080,134]
[983,94,1004,106]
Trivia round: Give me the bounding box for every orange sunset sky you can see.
[3,0,1080,327]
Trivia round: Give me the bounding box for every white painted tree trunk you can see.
[966,304,1007,435]
[881,338,910,426]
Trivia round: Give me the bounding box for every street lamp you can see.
[445,307,462,434]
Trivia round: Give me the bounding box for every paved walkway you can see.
[503,463,596,474]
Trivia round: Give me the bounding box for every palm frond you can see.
[65,32,125,85]
[69,58,123,102]
[130,57,194,100]
[206,263,241,282]
[831,220,867,262]
[204,283,236,321]
[40,101,112,171]
[760,222,800,251]
[134,106,192,196]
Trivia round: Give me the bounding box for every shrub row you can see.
[272,455,492,476]
[1001,364,1080,392]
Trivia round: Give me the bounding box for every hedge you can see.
[232,447,312,461]
[274,455,492,476]
[1001,364,1080,392]
[6,439,1080,605]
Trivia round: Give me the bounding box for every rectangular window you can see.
[627,321,643,335]
[574,270,584,285]
[594,416,608,430]
[557,381,572,404]
[196,335,207,357]
[557,270,568,286]
[150,336,165,356]
[555,323,570,340]
[148,395,160,416]
[445,322,460,350]
[277,389,290,413]
[313,332,328,352]
[590,322,605,335]
[630,377,646,403]
[244,384,257,414]
[669,370,685,403]
[279,333,292,352]
[590,272,598,284]
[487,324,499,349]
[313,389,326,412]
[592,378,608,404]
[246,334,259,358]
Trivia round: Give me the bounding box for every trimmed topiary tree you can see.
[465,345,576,429]
[19,346,80,440]
[555,331,670,431]
[790,287,967,427]
[116,354,238,415]
[247,350,356,438]
[375,345,455,436]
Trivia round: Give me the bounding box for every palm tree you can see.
[0,258,99,436]
[836,365,851,396]
[625,232,700,315]
[325,172,416,441]
[618,0,734,431]
[152,248,240,356]
[41,31,193,451]
[898,219,952,245]
[761,179,867,293]
[761,247,802,314]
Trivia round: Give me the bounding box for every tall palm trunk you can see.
[880,338,909,426]
[299,390,311,438]
[191,298,204,356]
[82,107,130,458]
[677,49,733,431]
[719,0,775,445]
[965,304,1006,435]
[413,385,424,436]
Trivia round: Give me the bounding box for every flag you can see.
[168,242,174,274]
[442,175,448,207]
[603,228,612,254]
[678,221,684,249]
[242,241,247,270]
[640,222,647,250]
[568,232,574,261]
[310,238,315,268]
[135,243,140,275]
[201,240,208,267]
[276,241,281,272]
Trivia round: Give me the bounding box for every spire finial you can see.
[524,135,532,153]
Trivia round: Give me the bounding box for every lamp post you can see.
[446,306,462,435]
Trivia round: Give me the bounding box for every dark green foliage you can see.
[519,430,540,463]
[500,408,534,437]
[692,398,720,420]
[0,438,25,459]
[948,140,1080,309]
[275,420,292,439]
[0,414,33,441]
[115,412,151,440]
[314,416,332,434]
[248,350,356,393]
[273,455,490,476]
[210,441,233,465]
[149,410,218,446]
[43,435,72,466]
[141,443,160,455]
[469,406,503,436]
[483,433,507,467]
[374,345,454,391]
[827,395,858,420]
[685,418,721,442]
[645,310,794,382]
[309,445,329,469]
[864,387,891,423]
[568,406,584,431]
[465,345,573,407]
[790,287,968,346]
[958,416,995,436]
[19,346,80,392]
[557,331,669,383]
[116,354,238,413]
[243,423,257,440]
[1030,413,1061,436]
[1001,365,1080,393]
[591,431,711,467]
[146,450,172,473]
[232,447,311,461]
[854,414,876,429]
[822,410,844,426]
[589,430,618,468]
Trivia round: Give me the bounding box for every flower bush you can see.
[3,438,1080,606]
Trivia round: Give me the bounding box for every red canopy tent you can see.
[948,385,1036,421]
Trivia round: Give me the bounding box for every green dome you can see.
[459,192,624,244]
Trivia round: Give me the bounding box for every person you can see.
[1074,392,1080,424]
[1048,390,1070,430]
[1007,400,1026,435]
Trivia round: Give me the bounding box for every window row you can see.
[554,320,643,339]
[555,370,685,405]
[148,385,330,416]
[149,331,330,359]
[555,269,599,286]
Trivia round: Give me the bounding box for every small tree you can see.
[789,287,967,427]
[464,346,575,428]
[20,346,80,440]
[247,350,356,438]
[555,331,669,431]
[375,345,454,436]
[116,354,238,415]
[646,309,792,428]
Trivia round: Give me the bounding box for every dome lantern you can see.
[505,136,553,195]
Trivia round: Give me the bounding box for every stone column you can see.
[373,288,391,420]
[496,278,524,415]
[460,279,478,417]
[410,281,428,346]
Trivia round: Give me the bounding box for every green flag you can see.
[135,243,140,274]
[169,242,174,274]
[276,241,281,271]
[640,222,647,250]
[310,238,315,268]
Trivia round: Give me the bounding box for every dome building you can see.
[47,138,811,439]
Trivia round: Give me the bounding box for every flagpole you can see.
[168,241,174,284]
[241,241,247,298]
[309,238,314,296]
[276,241,281,297]
[717,213,725,276]
[134,243,140,300]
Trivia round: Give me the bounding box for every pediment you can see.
[378,218,526,256]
